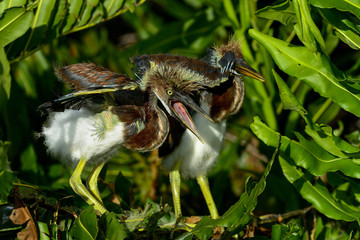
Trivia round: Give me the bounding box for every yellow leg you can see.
[169,169,182,219]
[69,157,107,214]
[197,175,219,219]
[86,162,105,204]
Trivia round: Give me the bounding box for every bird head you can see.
[141,63,213,143]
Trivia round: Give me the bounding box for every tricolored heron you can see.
[134,40,264,220]
[38,62,214,214]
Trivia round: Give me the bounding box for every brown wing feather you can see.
[56,63,137,91]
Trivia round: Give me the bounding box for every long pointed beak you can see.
[169,93,213,143]
[171,101,204,143]
[234,59,265,82]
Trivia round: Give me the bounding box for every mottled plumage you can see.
[39,62,209,214]
[143,40,264,219]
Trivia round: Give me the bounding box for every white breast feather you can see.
[162,103,226,178]
[43,109,125,167]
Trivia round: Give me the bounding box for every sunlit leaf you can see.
[180,142,277,239]
[0,6,34,47]
[61,0,84,33]
[76,0,100,27]
[102,212,128,240]
[320,8,360,50]
[69,206,98,240]
[249,29,360,117]
[251,117,360,179]
[256,0,297,26]
[293,0,325,49]
[104,0,125,16]
[279,155,360,222]
[309,0,360,20]
[23,0,57,51]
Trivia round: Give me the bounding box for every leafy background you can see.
[1,0,360,239]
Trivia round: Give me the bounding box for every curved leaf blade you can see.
[23,0,57,52]
[279,155,360,222]
[251,117,360,179]
[69,206,98,240]
[309,0,360,20]
[249,29,360,117]
[320,8,360,50]
[0,7,34,47]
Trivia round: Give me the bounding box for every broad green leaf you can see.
[0,141,16,204]
[309,0,360,20]
[305,125,360,156]
[179,142,277,239]
[69,206,98,240]
[104,0,125,16]
[76,0,100,27]
[0,47,10,111]
[249,29,360,117]
[38,222,50,240]
[0,0,27,14]
[0,7,34,47]
[23,0,56,51]
[279,155,360,222]
[103,212,128,240]
[256,0,297,26]
[61,0,84,33]
[251,117,360,179]
[292,0,325,50]
[320,8,360,50]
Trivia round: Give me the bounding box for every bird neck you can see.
[209,75,245,122]
[124,93,169,152]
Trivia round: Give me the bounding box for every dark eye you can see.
[167,89,173,95]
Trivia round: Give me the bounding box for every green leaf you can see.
[272,70,310,124]
[279,154,360,222]
[104,0,125,16]
[0,6,34,47]
[249,29,360,117]
[180,141,277,239]
[124,202,158,232]
[309,0,360,20]
[0,141,16,204]
[76,0,101,27]
[69,206,98,240]
[251,117,360,179]
[305,125,360,157]
[294,0,325,49]
[271,221,301,240]
[256,0,297,25]
[320,8,360,50]
[103,212,128,240]
[61,0,84,33]
[23,0,56,52]
[0,46,10,111]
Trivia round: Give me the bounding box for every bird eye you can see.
[167,89,173,95]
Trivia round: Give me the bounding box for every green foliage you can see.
[1,0,360,239]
